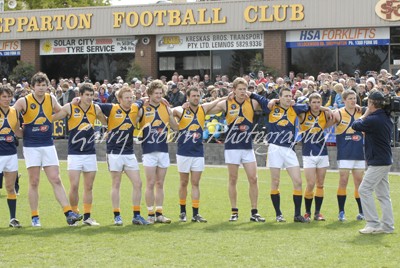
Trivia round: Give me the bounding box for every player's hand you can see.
[71,97,80,105]
[325,108,334,120]
[161,97,170,107]
[245,91,253,98]
[267,99,279,110]
[167,106,174,115]
[182,102,190,110]
[355,104,362,113]
[141,97,150,106]
[361,107,371,119]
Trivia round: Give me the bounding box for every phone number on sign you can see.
[235,40,262,47]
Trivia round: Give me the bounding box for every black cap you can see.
[171,83,177,89]
[369,91,385,101]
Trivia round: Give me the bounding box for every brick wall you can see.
[264,31,287,76]
[20,40,40,71]
[134,35,158,79]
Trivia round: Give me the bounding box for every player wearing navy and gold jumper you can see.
[53,83,106,226]
[173,87,227,223]
[298,93,334,221]
[138,80,178,224]
[333,90,365,222]
[21,92,53,147]
[251,87,318,223]
[99,86,149,226]
[209,77,266,223]
[13,72,82,227]
[0,85,23,228]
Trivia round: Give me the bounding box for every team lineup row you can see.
[0,72,392,232]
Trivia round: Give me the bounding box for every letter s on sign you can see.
[376,0,400,21]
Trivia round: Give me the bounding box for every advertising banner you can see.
[0,40,20,56]
[286,28,390,48]
[40,37,137,55]
[156,32,264,52]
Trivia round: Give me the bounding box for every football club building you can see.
[1,0,400,81]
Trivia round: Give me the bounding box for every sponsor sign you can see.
[156,32,264,52]
[0,40,20,56]
[286,28,389,48]
[40,37,137,55]
[375,0,400,21]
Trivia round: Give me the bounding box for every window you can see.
[159,56,175,70]
[184,56,210,70]
[290,47,336,76]
[213,55,222,69]
[41,53,134,82]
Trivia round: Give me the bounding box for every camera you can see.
[383,91,400,116]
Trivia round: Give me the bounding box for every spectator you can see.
[167,83,185,107]
[61,82,74,104]
[288,71,295,83]
[107,86,118,104]
[293,89,304,102]
[320,83,332,107]
[305,82,316,97]
[256,83,268,97]
[205,87,219,102]
[160,75,167,84]
[55,88,64,105]
[93,91,101,103]
[134,89,142,101]
[256,71,268,85]
[358,84,368,106]
[366,78,376,91]
[98,85,109,103]
[333,83,345,109]
[203,74,212,87]
[266,83,279,99]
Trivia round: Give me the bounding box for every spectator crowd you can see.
[2,68,400,144]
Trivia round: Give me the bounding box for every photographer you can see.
[352,90,394,234]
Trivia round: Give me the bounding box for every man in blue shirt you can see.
[352,90,394,234]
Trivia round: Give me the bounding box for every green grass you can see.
[0,160,399,267]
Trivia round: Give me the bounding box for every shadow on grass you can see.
[0,219,334,237]
[0,221,215,237]
[324,220,364,230]
[347,231,396,246]
[204,222,326,233]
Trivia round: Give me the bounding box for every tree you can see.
[4,0,110,11]
[228,50,256,78]
[355,46,389,75]
[249,52,279,77]
[9,60,35,83]
[125,61,143,82]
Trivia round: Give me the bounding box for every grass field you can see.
[0,160,399,267]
